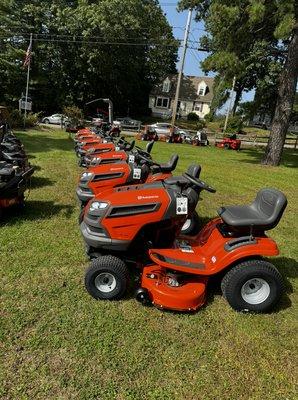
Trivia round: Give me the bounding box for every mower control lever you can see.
[182,173,216,193]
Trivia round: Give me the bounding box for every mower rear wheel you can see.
[85,256,129,300]
[221,259,284,313]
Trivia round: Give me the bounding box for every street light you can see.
[85,98,113,123]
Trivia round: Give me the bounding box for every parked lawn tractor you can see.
[84,141,154,168]
[81,171,287,313]
[192,131,209,146]
[216,134,241,150]
[140,125,158,141]
[0,124,34,218]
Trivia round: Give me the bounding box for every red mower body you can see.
[141,218,279,311]
[216,137,241,150]
[77,162,175,205]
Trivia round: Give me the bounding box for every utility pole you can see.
[24,33,33,128]
[171,9,192,131]
[223,75,236,133]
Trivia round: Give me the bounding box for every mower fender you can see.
[149,220,279,276]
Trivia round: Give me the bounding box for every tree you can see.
[263,25,298,165]
[0,0,178,115]
[179,0,297,165]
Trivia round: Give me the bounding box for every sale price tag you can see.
[129,155,135,163]
[133,168,141,179]
[176,197,188,215]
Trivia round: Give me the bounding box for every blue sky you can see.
[159,1,254,107]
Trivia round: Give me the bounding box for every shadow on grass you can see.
[29,176,55,189]
[237,148,298,167]
[1,200,74,225]
[14,131,74,154]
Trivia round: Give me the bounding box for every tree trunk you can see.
[232,86,243,115]
[262,25,298,166]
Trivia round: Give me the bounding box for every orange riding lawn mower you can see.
[74,129,288,313]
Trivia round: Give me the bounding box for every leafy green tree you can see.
[1,0,178,116]
[179,0,297,165]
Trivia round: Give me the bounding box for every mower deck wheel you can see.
[221,259,284,313]
[85,255,129,300]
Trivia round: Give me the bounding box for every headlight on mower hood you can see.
[81,172,94,181]
[89,201,108,212]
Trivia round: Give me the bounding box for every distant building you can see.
[149,74,214,119]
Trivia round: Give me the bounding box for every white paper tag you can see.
[129,154,135,163]
[103,140,107,143]
[133,168,141,179]
[115,146,120,151]
[176,197,188,215]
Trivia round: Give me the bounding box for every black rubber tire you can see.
[221,259,284,313]
[224,143,230,149]
[78,208,84,224]
[85,256,129,300]
[44,119,50,124]
[181,211,200,235]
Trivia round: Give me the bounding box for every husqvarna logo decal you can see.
[137,195,159,200]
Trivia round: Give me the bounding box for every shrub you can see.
[187,112,200,121]
[7,109,39,128]
[196,119,207,130]
[63,105,84,126]
[220,115,243,133]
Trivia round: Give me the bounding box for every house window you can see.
[156,97,169,108]
[197,82,207,96]
[162,78,171,93]
[194,102,203,112]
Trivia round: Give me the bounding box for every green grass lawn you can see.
[1,128,297,400]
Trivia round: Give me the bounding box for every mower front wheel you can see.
[221,259,284,313]
[85,256,129,300]
[181,211,200,235]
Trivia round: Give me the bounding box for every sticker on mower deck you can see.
[103,140,107,143]
[133,168,141,180]
[176,197,188,215]
[129,154,135,163]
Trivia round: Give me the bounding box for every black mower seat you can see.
[218,188,287,231]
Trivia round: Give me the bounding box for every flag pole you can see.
[24,33,32,129]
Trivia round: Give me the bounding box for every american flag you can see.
[23,41,32,67]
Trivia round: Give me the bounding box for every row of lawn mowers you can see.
[0,125,34,219]
[74,126,287,313]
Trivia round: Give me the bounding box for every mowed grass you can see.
[0,128,297,400]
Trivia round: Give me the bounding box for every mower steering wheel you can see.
[135,146,151,158]
[182,173,216,193]
[137,152,161,168]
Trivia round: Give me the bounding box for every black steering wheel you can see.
[135,145,152,158]
[136,152,161,168]
[182,172,216,193]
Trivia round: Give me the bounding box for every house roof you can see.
[150,74,214,102]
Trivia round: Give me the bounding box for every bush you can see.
[63,105,84,126]
[7,109,39,128]
[7,109,23,128]
[25,112,39,127]
[196,119,207,130]
[220,115,243,133]
[187,112,200,121]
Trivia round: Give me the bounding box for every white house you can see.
[149,75,214,119]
